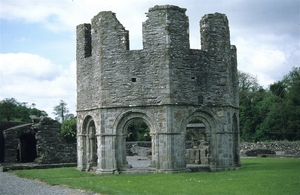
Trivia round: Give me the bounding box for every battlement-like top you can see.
[202,12,227,19]
[76,5,238,109]
[148,5,186,13]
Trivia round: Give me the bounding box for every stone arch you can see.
[80,115,97,171]
[181,108,218,167]
[113,109,157,171]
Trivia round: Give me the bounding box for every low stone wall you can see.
[126,142,152,156]
[240,141,300,156]
[127,141,300,157]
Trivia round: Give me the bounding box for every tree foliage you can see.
[52,100,70,122]
[61,117,77,143]
[239,67,300,141]
[0,98,48,122]
[126,120,151,141]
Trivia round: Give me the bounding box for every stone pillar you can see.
[149,132,158,168]
[96,135,117,174]
[76,23,91,61]
[77,134,87,171]
[200,13,232,105]
[156,132,186,173]
[87,129,97,170]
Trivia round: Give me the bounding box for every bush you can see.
[61,117,77,143]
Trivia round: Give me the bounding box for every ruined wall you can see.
[77,5,239,174]
[0,122,27,162]
[2,117,76,164]
[241,141,300,156]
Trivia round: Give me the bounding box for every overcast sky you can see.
[0,0,299,118]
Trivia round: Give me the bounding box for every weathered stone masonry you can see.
[76,5,240,173]
[1,118,77,164]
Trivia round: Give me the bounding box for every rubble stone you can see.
[1,117,76,164]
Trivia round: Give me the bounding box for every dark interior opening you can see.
[0,131,4,162]
[18,133,37,162]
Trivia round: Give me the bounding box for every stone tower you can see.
[76,5,240,174]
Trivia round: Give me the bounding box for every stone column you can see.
[96,134,117,174]
[77,134,87,171]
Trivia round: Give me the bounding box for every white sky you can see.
[0,0,299,118]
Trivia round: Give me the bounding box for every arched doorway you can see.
[114,110,156,172]
[124,119,151,168]
[182,109,217,169]
[87,119,97,170]
[185,119,209,165]
[80,116,97,171]
[18,133,37,162]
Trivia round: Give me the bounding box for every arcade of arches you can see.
[77,107,240,174]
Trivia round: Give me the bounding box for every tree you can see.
[53,100,69,122]
[284,67,300,105]
[0,98,18,121]
[126,120,151,141]
[270,81,286,98]
[282,67,300,140]
[238,71,266,141]
[239,67,300,141]
[238,71,260,92]
[0,98,47,122]
[61,117,77,143]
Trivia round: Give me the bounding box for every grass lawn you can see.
[11,158,300,195]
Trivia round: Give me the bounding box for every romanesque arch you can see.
[113,110,157,171]
[181,108,218,167]
[79,115,97,171]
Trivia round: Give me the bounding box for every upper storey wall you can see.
[76,5,238,111]
[168,12,238,106]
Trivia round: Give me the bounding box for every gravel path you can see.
[0,172,100,195]
[0,156,151,195]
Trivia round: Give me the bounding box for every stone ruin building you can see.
[0,117,76,165]
[76,5,240,174]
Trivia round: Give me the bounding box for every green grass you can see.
[11,158,300,195]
